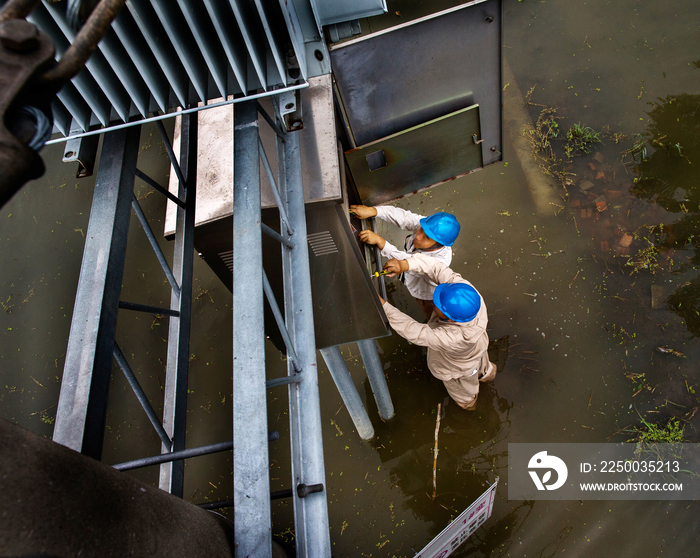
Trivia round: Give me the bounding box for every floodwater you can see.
[2,0,700,556]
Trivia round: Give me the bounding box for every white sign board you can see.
[415,478,498,558]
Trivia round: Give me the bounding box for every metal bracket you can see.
[278,89,303,132]
[63,119,99,178]
[472,133,484,145]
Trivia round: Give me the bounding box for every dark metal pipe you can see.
[262,269,301,372]
[131,194,181,298]
[198,488,293,510]
[258,136,294,235]
[256,101,286,140]
[135,168,185,208]
[370,217,387,301]
[0,0,41,22]
[119,300,179,317]
[112,342,172,449]
[113,432,280,471]
[155,119,187,191]
[262,222,295,249]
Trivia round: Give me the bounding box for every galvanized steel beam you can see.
[131,194,181,297]
[276,107,331,558]
[357,338,394,421]
[232,100,272,557]
[158,113,197,497]
[112,342,172,449]
[53,126,141,460]
[319,346,374,440]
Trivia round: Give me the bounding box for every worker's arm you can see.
[349,205,377,219]
[382,302,459,351]
[405,253,466,285]
[379,240,412,261]
[374,206,424,232]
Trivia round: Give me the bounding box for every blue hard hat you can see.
[433,283,481,322]
[419,212,461,247]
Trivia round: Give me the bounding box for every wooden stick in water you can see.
[432,403,441,500]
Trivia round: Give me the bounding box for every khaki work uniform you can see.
[375,205,452,320]
[382,254,495,409]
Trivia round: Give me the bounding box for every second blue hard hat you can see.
[419,212,461,246]
[433,283,481,323]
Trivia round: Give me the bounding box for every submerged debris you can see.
[655,346,686,358]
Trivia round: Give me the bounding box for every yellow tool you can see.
[373,270,390,277]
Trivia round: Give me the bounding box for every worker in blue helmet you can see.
[378,254,497,410]
[350,204,461,320]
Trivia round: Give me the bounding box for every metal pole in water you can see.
[319,346,375,440]
[357,338,395,421]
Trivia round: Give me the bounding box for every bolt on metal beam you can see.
[262,222,295,249]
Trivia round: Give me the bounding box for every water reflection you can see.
[629,93,700,335]
[365,338,513,539]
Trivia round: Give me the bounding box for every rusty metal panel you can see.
[345,104,483,206]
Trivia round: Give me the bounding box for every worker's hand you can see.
[378,295,385,305]
[358,229,386,249]
[383,258,409,277]
[349,205,378,219]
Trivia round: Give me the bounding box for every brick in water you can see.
[651,285,665,309]
[594,152,605,163]
[580,180,595,192]
[596,201,608,212]
[596,171,606,181]
[588,162,597,171]
[606,190,622,199]
[570,199,581,208]
[619,234,634,247]
[587,208,595,218]
[581,208,588,218]
[600,240,610,252]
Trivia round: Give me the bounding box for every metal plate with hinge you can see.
[345,104,484,206]
[330,0,502,204]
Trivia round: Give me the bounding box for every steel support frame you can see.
[232,101,272,557]
[276,100,331,558]
[319,346,374,440]
[53,126,141,460]
[159,113,197,497]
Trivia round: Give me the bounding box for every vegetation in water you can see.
[627,417,685,444]
[564,123,601,157]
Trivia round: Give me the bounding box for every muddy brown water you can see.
[2,0,700,556]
